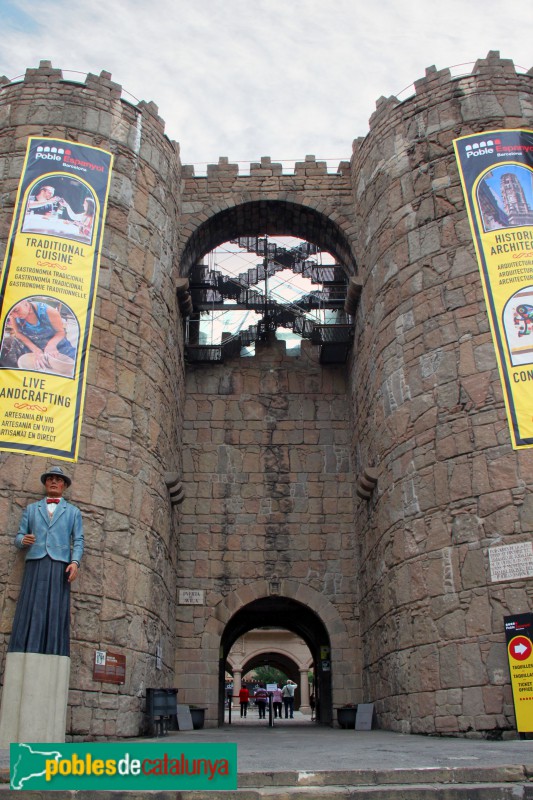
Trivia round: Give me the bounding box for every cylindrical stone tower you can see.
[0,62,184,739]
[351,52,533,735]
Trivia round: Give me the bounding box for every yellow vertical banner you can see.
[454,130,533,449]
[505,614,533,733]
[0,138,113,461]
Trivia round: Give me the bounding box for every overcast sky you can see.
[1,0,531,172]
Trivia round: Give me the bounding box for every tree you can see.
[253,666,286,686]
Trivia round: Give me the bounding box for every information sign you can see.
[176,704,194,730]
[355,702,374,731]
[93,650,126,685]
[505,613,533,732]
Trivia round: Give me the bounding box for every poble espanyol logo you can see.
[464,139,498,158]
[35,145,67,162]
[462,134,533,160]
[11,744,63,790]
[33,145,104,172]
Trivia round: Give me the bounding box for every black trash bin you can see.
[146,688,178,736]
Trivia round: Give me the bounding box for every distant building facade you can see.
[226,629,313,714]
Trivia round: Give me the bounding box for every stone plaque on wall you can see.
[179,589,205,605]
[489,542,533,583]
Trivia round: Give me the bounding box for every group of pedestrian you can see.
[238,679,297,719]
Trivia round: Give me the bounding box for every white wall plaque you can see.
[179,589,205,605]
[489,541,533,583]
[176,704,194,730]
[356,702,375,731]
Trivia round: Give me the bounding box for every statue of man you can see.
[0,465,84,744]
[9,465,83,655]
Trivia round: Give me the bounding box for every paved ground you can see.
[1,712,532,779]
[137,712,533,774]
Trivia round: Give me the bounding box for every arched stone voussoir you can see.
[205,579,350,644]
[204,616,225,636]
[233,580,270,608]
[178,199,358,276]
[289,581,338,617]
[212,602,232,625]
[221,590,245,615]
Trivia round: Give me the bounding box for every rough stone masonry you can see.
[0,52,531,737]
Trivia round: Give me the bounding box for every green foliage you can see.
[253,666,287,686]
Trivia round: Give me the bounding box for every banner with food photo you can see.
[453,129,533,449]
[0,137,113,460]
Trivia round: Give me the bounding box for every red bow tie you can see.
[46,498,60,504]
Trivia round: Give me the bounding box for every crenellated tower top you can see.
[0,59,167,132]
[368,50,532,130]
[0,53,531,177]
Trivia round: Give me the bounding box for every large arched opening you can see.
[218,596,333,726]
[179,200,357,278]
[178,201,360,366]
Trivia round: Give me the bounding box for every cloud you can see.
[0,0,530,168]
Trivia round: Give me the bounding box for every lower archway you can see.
[218,596,333,725]
[226,629,314,717]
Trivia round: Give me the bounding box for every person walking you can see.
[254,683,268,719]
[282,679,297,719]
[239,686,250,717]
[272,683,283,718]
[310,692,316,721]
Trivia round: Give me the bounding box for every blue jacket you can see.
[14,498,84,564]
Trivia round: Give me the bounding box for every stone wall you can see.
[349,53,533,734]
[0,54,532,737]
[179,340,360,718]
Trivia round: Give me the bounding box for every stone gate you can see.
[0,52,532,737]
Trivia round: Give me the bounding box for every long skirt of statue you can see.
[0,555,72,744]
